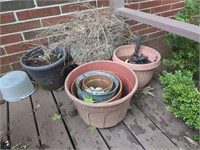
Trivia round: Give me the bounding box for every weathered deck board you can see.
[9,97,39,149]
[31,89,73,149]
[98,122,144,150]
[124,104,178,150]
[149,79,166,105]
[134,79,198,150]
[1,75,199,150]
[0,102,8,143]
[53,90,109,150]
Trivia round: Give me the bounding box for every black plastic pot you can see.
[20,47,67,90]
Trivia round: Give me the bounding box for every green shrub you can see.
[160,0,200,139]
[160,70,200,130]
[163,0,200,78]
[175,0,199,25]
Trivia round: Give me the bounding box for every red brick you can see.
[151,5,171,13]
[171,2,185,9]
[0,1,35,12]
[141,9,151,13]
[126,20,139,26]
[0,12,16,24]
[0,64,12,74]
[132,23,148,31]
[140,1,161,9]
[11,62,22,70]
[4,43,30,54]
[97,0,109,7]
[127,0,137,2]
[160,9,181,17]
[36,0,76,6]
[42,15,73,26]
[0,20,41,35]
[4,38,48,54]
[0,33,23,45]
[142,35,167,48]
[23,29,44,40]
[16,7,60,21]
[140,35,148,42]
[162,0,180,5]
[127,0,146,2]
[138,27,158,36]
[125,3,139,10]
[0,47,6,55]
[148,30,166,39]
[62,1,96,13]
[142,36,158,45]
[1,52,25,65]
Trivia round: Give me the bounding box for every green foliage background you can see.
[160,0,200,133]
[160,71,200,130]
[163,0,200,78]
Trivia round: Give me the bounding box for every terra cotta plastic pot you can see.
[65,60,138,128]
[112,45,161,89]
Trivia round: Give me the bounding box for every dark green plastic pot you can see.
[20,47,67,90]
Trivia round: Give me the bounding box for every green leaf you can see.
[34,103,41,111]
[83,96,95,103]
[192,134,200,142]
[87,125,96,132]
[51,113,61,121]
[11,142,30,149]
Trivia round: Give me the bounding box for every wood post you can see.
[109,0,124,12]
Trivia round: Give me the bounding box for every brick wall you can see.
[0,0,184,75]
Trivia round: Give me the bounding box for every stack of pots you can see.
[72,70,123,103]
[65,60,138,128]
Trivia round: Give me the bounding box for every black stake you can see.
[128,38,149,64]
[128,38,141,63]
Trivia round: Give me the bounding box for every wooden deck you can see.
[0,76,199,150]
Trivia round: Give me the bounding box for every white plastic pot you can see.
[0,71,37,102]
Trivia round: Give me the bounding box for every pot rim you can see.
[65,60,138,108]
[20,47,66,71]
[82,74,114,93]
[113,45,161,71]
[76,71,119,97]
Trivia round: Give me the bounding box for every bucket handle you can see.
[20,81,37,100]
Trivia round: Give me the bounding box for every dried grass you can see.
[36,8,138,63]
[23,45,60,66]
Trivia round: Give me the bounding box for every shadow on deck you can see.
[0,75,199,150]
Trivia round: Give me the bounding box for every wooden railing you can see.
[109,0,200,42]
